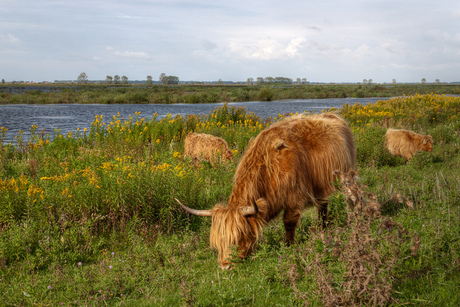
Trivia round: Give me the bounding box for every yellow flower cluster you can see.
[194,116,266,134]
[0,175,28,192]
[40,166,100,189]
[90,112,151,140]
[342,94,460,126]
[81,167,100,188]
[151,162,172,173]
[27,184,45,202]
[150,162,186,178]
[0,175,45,203]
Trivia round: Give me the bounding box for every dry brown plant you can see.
[291,170,420,306]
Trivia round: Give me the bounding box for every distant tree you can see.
[363,79,368,84]
[165,76,179,84]
[146,75,153,85]
[265,77,274,83]
[218,79,223,85]
[256,77,264,85]
[302,78,307,85]
[159,73,167,85]
[114,75,120,84]
[392,79,397,85]
[106,76,113,84]
[368,79,373,85]
[1,79,5,84]
[247,77,254,85]
[77,72,88,84]
[421,78,426,84]
[435,79,440,84]
[122,76,128,84]
[274,77,292,84]
[296,78,301,85]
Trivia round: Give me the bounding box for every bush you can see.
[353,125,403,167]
[257,87,274,101]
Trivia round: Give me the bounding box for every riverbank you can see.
[0,97,392,144]
[1,83,460,104]
[0,94,459,305]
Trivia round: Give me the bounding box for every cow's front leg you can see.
[283,209,301,244]
[317,198,329,229]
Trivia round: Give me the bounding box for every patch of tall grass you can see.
[2,83,460,104]
[1,95,459,305]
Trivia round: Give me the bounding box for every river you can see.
[0,97,390,144]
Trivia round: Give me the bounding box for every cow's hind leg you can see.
[283,209,301,245]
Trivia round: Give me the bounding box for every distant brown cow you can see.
[176,114,356,269]
[184,132,233,165]
[384,129,433,161]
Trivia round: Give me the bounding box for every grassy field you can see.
[0,94,459,306]
[1,83,460,104]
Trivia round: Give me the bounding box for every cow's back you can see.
[385,128,432,160]
[231,114,356,211]
[184,132,233,163]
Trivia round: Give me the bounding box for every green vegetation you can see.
[1,94,459,305]
[1,83,460,104]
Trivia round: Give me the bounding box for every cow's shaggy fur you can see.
[192,113,356,268]
[184,132,233,165]
[384,128,433,161]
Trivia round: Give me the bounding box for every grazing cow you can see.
[384,129,433,161]
[184,132,233,165]
[176,114,356,269]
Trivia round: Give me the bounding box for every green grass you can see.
[1,95,460,306]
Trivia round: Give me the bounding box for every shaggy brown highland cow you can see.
[384,128,433,161]
[184,132,233,165]
[176,113,356,269]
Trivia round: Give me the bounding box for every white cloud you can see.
[380,40,406,55]
[228,37,309,60]
[1,34,21,45]
[106,47,150,60]
[285,37,307,57]
[116,14,141,20]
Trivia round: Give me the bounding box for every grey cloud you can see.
[201,40,218,50]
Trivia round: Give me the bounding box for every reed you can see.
[1,83,460,104]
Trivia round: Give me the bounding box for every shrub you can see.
[352,125,403,167]
[291,170,418,306]
[257,87,274,101]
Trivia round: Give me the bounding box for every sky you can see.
[1,0,459,83]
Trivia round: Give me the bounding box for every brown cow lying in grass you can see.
[384,128,433,161]
[176,113,356,269]
[184,132,233,165]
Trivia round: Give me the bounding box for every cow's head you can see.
[422,135,433,152]
[175,198,264,269]
[222,148,234,161]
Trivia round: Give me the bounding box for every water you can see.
[0,97,390,144]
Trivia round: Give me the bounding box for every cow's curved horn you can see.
[241,199,259,216]
[174,198,213,217]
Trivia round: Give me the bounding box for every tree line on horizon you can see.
[1,72,450,85]
[76,72,180,85]
[77,73,447,86]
